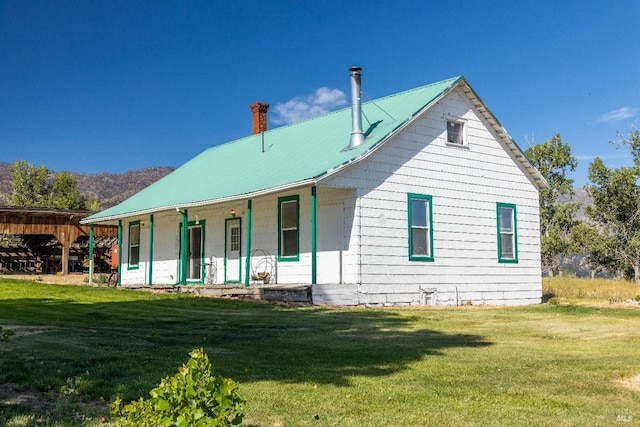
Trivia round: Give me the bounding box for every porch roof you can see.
[83,75,546,223]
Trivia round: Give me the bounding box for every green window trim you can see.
[179,220,206,284]
[408,193,434,262]
[278,195,300,262]
[497,202,518,263]
[127,221,141,270]
[189,220,205,284]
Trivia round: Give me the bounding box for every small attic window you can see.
[446,119,466,145]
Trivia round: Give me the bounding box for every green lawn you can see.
[1,278,639,426]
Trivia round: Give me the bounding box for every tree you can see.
[86,197,101,211]
[8,160,50,207]
[525,133,580,276]
[8,160,89,210]
[49,171,87,209]
[569,222,616,278]
[581,130,640,281]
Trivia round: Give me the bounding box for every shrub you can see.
[111,348,245,426]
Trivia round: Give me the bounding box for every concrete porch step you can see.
[190,283,312,303]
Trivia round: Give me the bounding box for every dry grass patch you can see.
[543,276,640,304]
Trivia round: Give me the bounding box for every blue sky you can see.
[1,1,639,187]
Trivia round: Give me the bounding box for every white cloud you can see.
[598,107,640,123]
[271,87,347,125]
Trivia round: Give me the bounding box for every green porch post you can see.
[117,220,122,287]
[148,214,154,286]
[180,209,188,286]
[311,186,317,284]
[245,199,252,287]
[88,224,94,286]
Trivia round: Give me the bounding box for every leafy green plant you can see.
[0,325,15,343]
[111,348,245,426]
[96,274,107,284]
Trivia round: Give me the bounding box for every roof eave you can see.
[456,79,549,191]
[81,178,318,224]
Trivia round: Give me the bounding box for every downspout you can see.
[311,186,317,284]
[245,199,252,287]
[148,214,154,286]
[88,225,94,286]
[357,195,362,290]
[117,220,122,287]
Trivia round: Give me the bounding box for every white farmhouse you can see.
[83,68,547,306]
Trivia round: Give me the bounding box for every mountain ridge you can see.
[0,162,592,213]
[0,162,175,209]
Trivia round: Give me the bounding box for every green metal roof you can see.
[84,75,545,223]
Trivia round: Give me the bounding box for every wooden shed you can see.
[0,207,117,275]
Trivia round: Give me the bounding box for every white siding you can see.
[316,187,358,284]
[249,186,358,285]
[120,211,181,286]
[149,211,180,285]
[323,88,542,306]
[120,218,148,286]
[119,187,357,287]
[196,201,248,285]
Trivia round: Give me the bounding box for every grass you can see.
[543,276,640,303]
[0,278,638,426]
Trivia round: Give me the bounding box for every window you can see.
[408,193,434,261]
[497,203,518,263]
[128,221,140,269]
[278,195,299,261]
[446,119,465,145]
[230,224,240,252]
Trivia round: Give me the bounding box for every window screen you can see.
[447,120,464,145]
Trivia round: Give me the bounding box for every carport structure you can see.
[0,207,117,275]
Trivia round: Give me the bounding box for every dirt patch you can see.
[0,273,87,285]
[617,375,640,392]
[0,384,45,410]
[0,383,110,423]
[0,325,55,340]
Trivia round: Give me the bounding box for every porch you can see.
[117,282,359,306]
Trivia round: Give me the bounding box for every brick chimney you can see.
[249,102,269,135]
